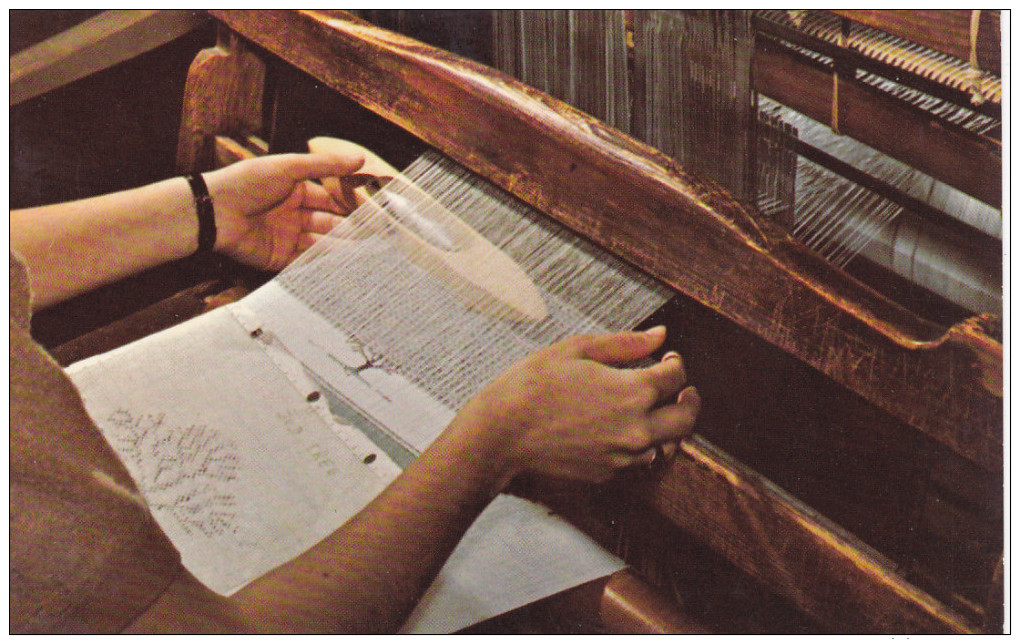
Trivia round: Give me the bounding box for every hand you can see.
[202,152,366,271]
[451,326,700,485]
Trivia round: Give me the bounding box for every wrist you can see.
[436,395,523,495]
[184,172,217,255]
[140,177,209,262]
[198,166,249,256]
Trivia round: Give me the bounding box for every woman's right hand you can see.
[445,326,700,487]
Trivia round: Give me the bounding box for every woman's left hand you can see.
[203,152,365,270]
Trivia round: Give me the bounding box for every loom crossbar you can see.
[180,10,1001,632]
[209,9,1001,471]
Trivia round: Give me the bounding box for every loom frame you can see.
[173,10,1003,633]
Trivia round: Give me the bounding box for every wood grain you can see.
[643,436,975,633]
[176,27,265,173]
[10,10,207,106]
[185,13,1000,631]
[829,10,1001,77]
[599,569,711,633]
[49,281,246,366]
[208,10,1001,472]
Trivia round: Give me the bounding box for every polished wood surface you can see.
[599,569,711,634]
[176,27,264,174]
[50,276,701,634]
[19,9,999,634]
[753,34,1001,208]
[10,10,207,106]
[168,11,1001,632]
[647,437,972,633]
[50,280,249,366]
[209,10,1001,472]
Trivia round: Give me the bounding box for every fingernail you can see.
[645,325,666,338]
[679,385,700,404]
[661,442,677,460]
[662,350,680,361]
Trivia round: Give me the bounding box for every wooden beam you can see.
[754,36,1002,208]
[209,10,1001,472]
[50,251,977,632]
[599,569,712,633]
[213,135,253,166]
[176,29,265,173]
[752,13,1000,119]
[9,10,208,106]
[181,16,999,630]
[640,436,975,633]
[49,281,244,366]
[536,568,713,633]
[828,10,1001,76]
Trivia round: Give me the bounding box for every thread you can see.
[755,103,798,226]
[463,10,999,314]
[276,152,671,411]
[756,9,1001,105]
[634,10,757,203]
[493,10,631,133]
[763,98,1001,314]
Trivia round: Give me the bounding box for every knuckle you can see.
[655,360,685,390]
[640,382,660,406]
[619,424,653,451]
[628,382,658,410]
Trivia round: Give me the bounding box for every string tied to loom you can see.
[967,10,987,106]
[829,17,853,135]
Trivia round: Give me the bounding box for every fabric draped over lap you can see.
[9,253,181,633]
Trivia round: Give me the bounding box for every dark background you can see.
[11,11,219,345]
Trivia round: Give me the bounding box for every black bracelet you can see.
[185,172,216,254]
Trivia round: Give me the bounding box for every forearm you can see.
[129,412,512,633]
[10,177,199,310]
[10,152,365,311]
[240,423,508,632]
[125,329,698,632]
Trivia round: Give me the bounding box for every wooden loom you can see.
[164,10,1002,633]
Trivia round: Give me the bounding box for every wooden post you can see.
[208,10,1002,471]
[176,26,265,174]
[180,12,1000,631]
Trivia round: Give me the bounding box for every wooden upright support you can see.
[182,11,1001,632]
[209,10,1001,471]
[176,27,265,173]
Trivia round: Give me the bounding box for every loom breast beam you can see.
[307,137,548,322]
[181,16,994,632]
[210,10,1000,471]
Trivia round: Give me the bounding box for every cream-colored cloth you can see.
[9,253,181,633]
